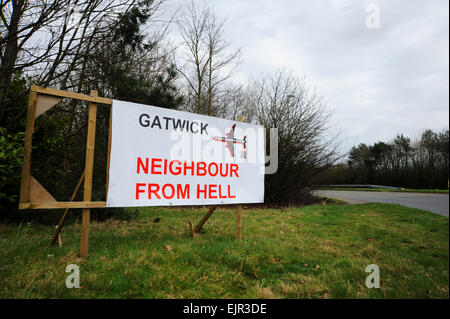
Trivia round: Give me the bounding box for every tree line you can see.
[312,129,449,189]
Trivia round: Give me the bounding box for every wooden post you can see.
[189,221,196,238]
[55,225,63,247]
[80,90,98,258]
[194,205,217,233]
[105,105,113,197]
[236,204,242,240]
[235,115,244,240]
[19,89,38,205]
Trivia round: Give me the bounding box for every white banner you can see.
[106,100,265,207]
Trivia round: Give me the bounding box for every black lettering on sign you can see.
[190,121,198,133]
[201,123,208,135]
[138,113,209,135]
[173,118,187,132]
[163,117,172,130]
[139,114,150,127]
[151,116,161,129]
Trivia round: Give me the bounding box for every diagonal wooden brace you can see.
[194,205,217,233]
[50,171,85,245]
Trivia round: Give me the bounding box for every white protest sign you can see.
[106,100,265,207]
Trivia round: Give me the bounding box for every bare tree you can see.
[212,83,254,121]
[43,0,179,174]
[1,0,66,119]
[0,0,140,123]
[247,69,339,204]
[176,1,240,116]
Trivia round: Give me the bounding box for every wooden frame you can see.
[18,86,112,211]
[19,86,245,258]
[18,86,113,257]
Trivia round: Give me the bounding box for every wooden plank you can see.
[189,221,196,238]
[236,204,242,240]
[50,171,85,246]
[19,201,106,210]
[35,94,62,118]
[105,104,113,198]
[29,176,57,202]
[31,86,112,105]
[80,90,98,258]
[80,207,90,257]
[19,90,38,205]
[194,205,217,233]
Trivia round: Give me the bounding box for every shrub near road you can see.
[0,203,448,298]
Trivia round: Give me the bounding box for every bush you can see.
[0,127,25,208]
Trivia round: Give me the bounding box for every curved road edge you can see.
[315,190,449,217]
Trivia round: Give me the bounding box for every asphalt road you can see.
[315,190,449,217]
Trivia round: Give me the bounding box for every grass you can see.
[316,188,449,194]
[0,203,448,299]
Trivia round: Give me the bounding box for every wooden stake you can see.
[55,225,63,247]
[235,115,244,241]
[236,204,242,240]
[194,205,217,233]
[80,90,98,258]
[51,171,85,245]
[189,221,196,238]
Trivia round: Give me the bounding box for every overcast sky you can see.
[169,0,449,152]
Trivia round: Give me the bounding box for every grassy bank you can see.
[0,203,448,298]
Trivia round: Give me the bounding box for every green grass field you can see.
[0,203,448,298]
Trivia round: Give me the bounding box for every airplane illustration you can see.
[213,124,247,158]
